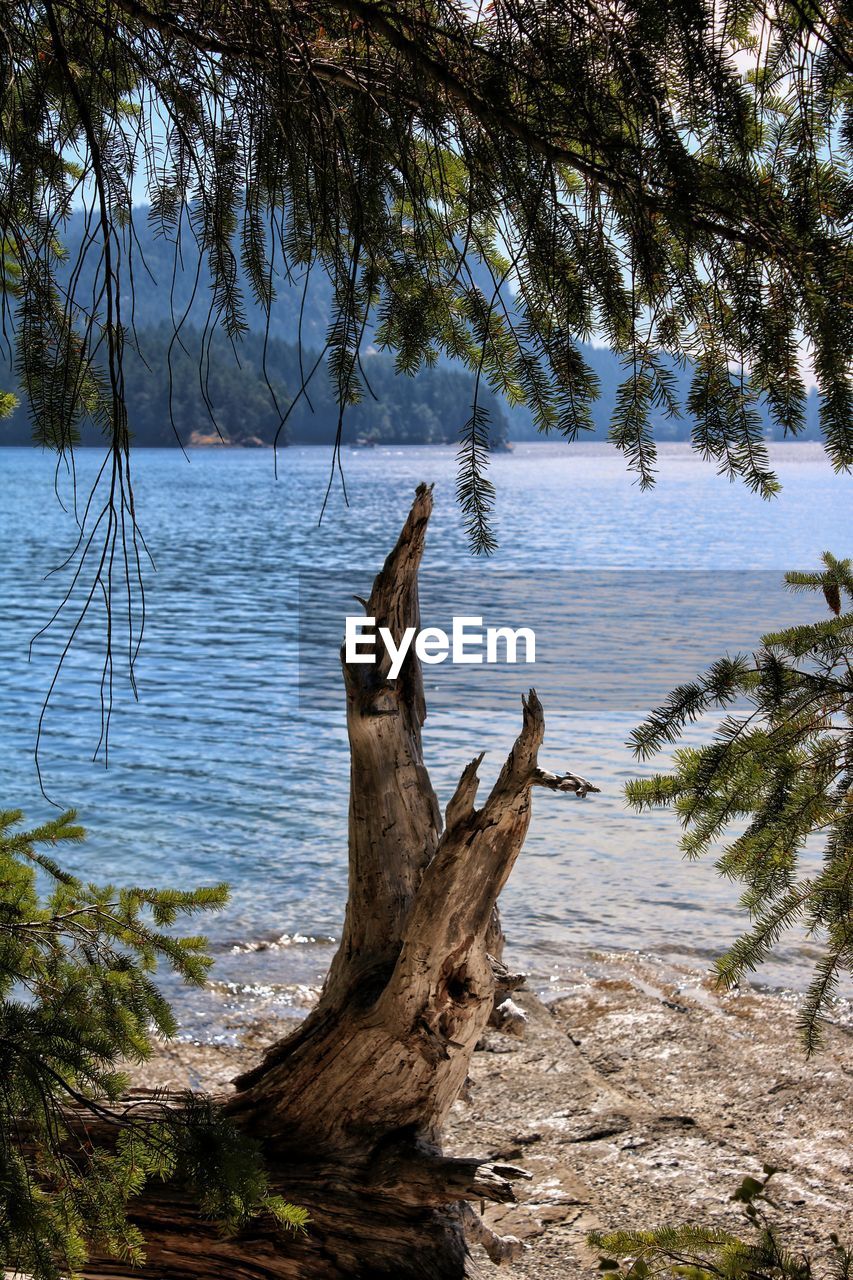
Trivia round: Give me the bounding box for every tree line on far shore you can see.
[0,312,828,450]
[0,320,513,449]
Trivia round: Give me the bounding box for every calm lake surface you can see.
[1,442,851,1037]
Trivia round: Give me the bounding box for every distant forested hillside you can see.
[1,208,823,447]
[0,321,512,448]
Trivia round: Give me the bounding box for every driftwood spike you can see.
[75,487,596,1279]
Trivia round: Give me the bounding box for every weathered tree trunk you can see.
[80,484,597,1279]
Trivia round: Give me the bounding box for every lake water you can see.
[1,442,851,1038]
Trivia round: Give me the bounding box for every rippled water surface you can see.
[1,442,850,1036]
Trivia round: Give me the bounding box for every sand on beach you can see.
[140,952,853,1278]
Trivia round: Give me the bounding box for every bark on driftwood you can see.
[79,484,597,1279]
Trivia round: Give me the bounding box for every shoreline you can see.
[165,940,853,1049]
[141,950,852,1278]
[0,439,835,456]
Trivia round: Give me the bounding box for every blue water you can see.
[1,442,850,1037]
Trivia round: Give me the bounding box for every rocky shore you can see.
[141,952,853,1278]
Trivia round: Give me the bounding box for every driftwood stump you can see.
[80,485,597,1279]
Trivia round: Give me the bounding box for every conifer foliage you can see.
[627,554,853,1052]
[0,808,306,1279]
[591,1166,852,1280]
